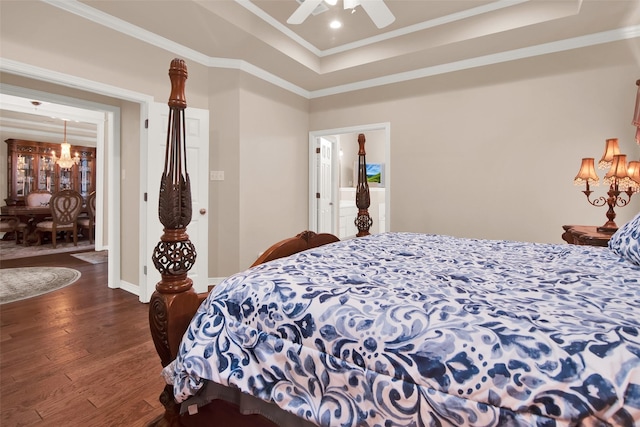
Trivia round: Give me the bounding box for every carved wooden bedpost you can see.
[148,58,200,427]
[355,133,372,237]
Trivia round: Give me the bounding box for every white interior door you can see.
[142,102,209,302]
[317,137,334,233]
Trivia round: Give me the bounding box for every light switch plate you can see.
[210,170,224,181]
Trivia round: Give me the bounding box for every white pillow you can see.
[608,212,640,266]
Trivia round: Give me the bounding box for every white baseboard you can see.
[117,280,140,297]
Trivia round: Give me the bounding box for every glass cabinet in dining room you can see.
[76,150,94,200]
[37,154,57,193]
[5,139,96,206]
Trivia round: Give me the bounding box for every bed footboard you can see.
[251,230,339,267]
[148,230,339,426]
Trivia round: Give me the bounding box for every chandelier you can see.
[51,121,80,169]
[573,138,640,232]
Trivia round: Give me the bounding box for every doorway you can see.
[0,60,157,295]
[0,84,119,286]
[309,123,390,238]
[1,60,210,303]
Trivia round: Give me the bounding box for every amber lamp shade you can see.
[627,160,640,190]
[574,158,599,189]
[604,154,629,186]
[598,138,621,169]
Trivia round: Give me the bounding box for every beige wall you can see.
[119,101,141,285]
[310,40,640,243]
[205,68,311,275]
[237,73,310,270]
[208,68,241,277]
[0,1,210,110]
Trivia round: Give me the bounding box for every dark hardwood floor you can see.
[1,250,165,426]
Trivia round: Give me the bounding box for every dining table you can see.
[1,205,88,245]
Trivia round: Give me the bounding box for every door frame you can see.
[1,58,153,294]
[309,122,391,234]
[316,136,339,235]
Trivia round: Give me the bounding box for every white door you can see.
[317,137,334,233]
[142,102,209,302]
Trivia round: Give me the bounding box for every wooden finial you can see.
[358,133,366,155]
[168,58,188,109]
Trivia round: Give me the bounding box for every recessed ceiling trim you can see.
[239,0,531,57]
[24,1,640,100]
[235,0,323,56]
[235,61,311,98]
[202,56,310,98]
[310,25,640,98]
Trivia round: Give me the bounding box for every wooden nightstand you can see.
[562,225,614,247]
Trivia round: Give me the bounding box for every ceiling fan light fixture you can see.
[343,0,360,9]
[288,0,394,28]
[330,19,342,29]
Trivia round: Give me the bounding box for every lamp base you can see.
[597,221,618,233]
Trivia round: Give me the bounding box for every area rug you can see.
[71,250,108,264]
[0,267,81,304]
[0,239,94,261]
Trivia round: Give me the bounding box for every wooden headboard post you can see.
[634,79,640,145]
[355,133,373,236]
[148,58,201,427]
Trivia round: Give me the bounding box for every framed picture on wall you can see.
[354,161,385,187]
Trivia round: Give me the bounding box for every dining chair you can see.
[78,191,96,244]
[35,190,84,248]
[0,215,27,245]
[25,190,53,207]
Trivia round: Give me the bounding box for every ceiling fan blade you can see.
[287,0,323,25]
[359,0,395,29]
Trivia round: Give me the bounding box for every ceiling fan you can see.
[287,0,395,29]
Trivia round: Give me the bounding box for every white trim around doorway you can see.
[308,122,391,234]
[0,58,153,298]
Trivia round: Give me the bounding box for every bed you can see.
[148,59,640,427]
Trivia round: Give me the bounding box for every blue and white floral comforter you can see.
[169,232,640,426]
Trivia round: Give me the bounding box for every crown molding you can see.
[40,0,311,98]
[310,25,640,98]
[0,58,154,105]
[22,1,640,100]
